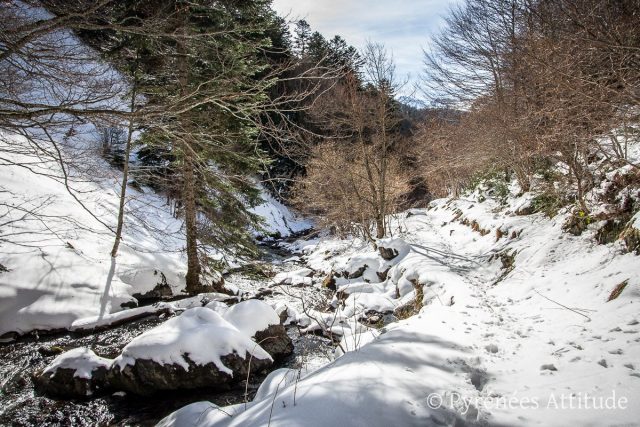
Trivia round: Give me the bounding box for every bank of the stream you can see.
[0,242,333,427]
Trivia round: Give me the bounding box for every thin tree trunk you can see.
[183,147,201,293]
[110,78,137,258]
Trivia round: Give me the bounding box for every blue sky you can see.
[271,0,456,97]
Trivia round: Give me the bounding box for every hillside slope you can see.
[0,130,308,339]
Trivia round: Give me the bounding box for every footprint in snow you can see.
[597,359,608,368]
[485,344,499,354]
[540,364,558,371]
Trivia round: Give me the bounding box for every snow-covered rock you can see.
[272,267,314,286]
[108,308,272,395]
[377,237,411,261]
[223,299,280,337]
[223,300,293,360]
[34,348,112,398]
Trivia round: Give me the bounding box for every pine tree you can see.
[71,0,279,293]
[293,19,311,56]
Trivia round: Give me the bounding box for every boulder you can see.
[377,238,411,261]
[346,265,367,279]
[322,272,336,291]
[107,308,273,395]
[108,352,271,396]
[254,324,294,361]
[621,218,640,254]
[132,280,172,302]
[378,246,398,261]
[224,300,294,360]
[34,348,112,398]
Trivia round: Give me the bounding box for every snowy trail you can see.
[188,195,639,427]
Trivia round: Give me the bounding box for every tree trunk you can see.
[110,79,137,258]
[183,147,201,294]
[375,216,385,239]
[176,4,201,294]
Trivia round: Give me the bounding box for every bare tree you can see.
[294,43,410,241]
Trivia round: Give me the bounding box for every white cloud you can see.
[272,0,457,95]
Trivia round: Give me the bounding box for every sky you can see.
[271,0,457,99]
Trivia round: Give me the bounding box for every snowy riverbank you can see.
[160,185,640,426]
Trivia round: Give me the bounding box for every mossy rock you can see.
[621,225,640,255]
[562,212,593,236]
[595,218,628,245]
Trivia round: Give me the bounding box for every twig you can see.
[534,290,591,321]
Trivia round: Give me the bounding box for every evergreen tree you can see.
[293,19,311,56]
[69,0,279,293]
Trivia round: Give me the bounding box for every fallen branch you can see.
[534,290,591,321]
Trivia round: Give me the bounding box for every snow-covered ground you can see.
[0,128,309,339]
[249,188,312,238]
[160,174,640,426]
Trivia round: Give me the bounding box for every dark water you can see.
[0,240,333,426]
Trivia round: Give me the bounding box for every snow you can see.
[249,187,312,238]
[69,303,173,331]
[157,402,247,427]
[0,133,310,338]
[42,348,111,380]
[334,328,379,358]
[338,292,396,318]
[222,299,280,337]
[162,170,640,426]
[272,268,314,286]
[252,368,303,402]
[0,130,189,338]
[113,307,272,375]
[204,300,230,316]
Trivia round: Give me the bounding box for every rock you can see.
[38,345,65,357]
[132,274,173,302]
[562,213,591,236]
[253,288,274,299]
[120,299,138,309]
[322,272,336,291]
[347,265,367,280]
[223,300,281,337]
[376,267,390,281]
[485,344,499,354]
[34,348,112,398]
[254,324,294,361]
[108,353,271,396]
[377,238,411,261]
[621,223,640,254]
[223,300,294,360]
[275,305,289,324]
[107,308,274,395]
[0,331,19,343]
[515,205,534,216]
[378,246,399,261]
[361,311,397,327]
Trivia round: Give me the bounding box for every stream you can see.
[0,240,334,426]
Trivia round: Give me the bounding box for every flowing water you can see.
[0,241,333,426]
